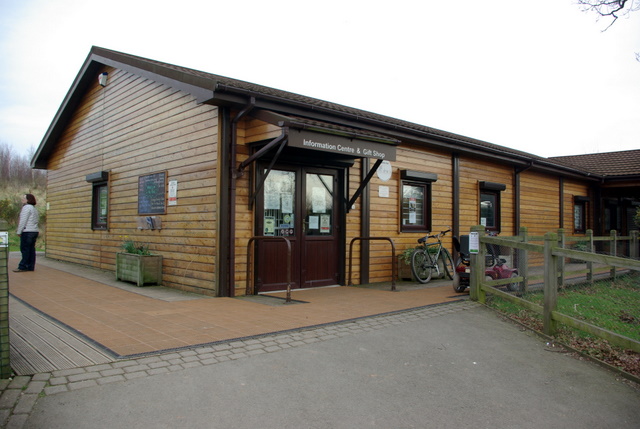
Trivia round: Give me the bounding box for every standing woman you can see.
[14,194,39,272]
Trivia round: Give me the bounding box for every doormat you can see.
[235,294,308,306]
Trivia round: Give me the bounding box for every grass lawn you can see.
[486,273,640,377]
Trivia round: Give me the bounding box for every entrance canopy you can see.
[252,110,399,162]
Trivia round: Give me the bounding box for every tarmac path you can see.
[22,304,640,429]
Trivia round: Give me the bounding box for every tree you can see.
[577,0,640,29]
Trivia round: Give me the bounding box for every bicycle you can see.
[410,228,455,284]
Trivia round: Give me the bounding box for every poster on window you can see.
[312,187,326,213]
[264,216,275,236]
[309,215,319,230]
[265,193,280,210]
[281,193,293,213]
[409,198,417,224]
[320,214,331,233]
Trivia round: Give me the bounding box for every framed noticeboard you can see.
[138,171,167,215]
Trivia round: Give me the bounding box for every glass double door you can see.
[256,165,340,292]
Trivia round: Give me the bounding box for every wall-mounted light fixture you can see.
[98,72,108,87]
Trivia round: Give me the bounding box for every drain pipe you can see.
[228,97,255,297]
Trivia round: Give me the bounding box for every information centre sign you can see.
[288,129,397,161]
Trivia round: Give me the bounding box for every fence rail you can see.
[470,226,640,353]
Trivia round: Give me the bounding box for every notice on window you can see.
[312,187,326,213]
[264,217,275,236]
[409,198,417,224]
[309,215,319,230]
[281,193,293,213]
[265,193,280,210]
[320,215,331,233]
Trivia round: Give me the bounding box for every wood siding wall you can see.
[45,66,219,295]
[230,122,597,288]
[44,67,596,295]
[232,119,282,294]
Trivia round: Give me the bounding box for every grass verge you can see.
[486,273,640,378]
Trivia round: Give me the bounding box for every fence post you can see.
[0,220,10,378]
[469,225,485,303]
[543,232,558,336]
[586,229,594,284]
[557,228,565,287]
[518,226,529,292]
[610,230,617,280]
[631,230,639,264]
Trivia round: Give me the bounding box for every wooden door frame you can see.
[254,162,346,292]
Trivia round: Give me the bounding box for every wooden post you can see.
[518,226,529,292]
[543,232,558,336]
[470,225,485,303]
[557,228,565,287]
[0,220,10,378]
[586,229,593,284]
[630,230,639,265]
[610,230,617,280]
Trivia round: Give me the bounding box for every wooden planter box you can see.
[398,255,414,281]
[116,252,163,287]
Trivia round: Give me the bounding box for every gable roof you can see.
[550,150,640,178]
[29,46,615,182]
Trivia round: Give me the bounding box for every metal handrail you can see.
[246,236,292,303]
[348,237,396,291]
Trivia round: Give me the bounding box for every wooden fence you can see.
[469,225,640,353]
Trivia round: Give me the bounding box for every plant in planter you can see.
[116,239,162,287]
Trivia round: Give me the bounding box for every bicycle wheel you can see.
[411,249,432,284]
[441,249,455,280]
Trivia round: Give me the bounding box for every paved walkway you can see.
[1,254,468,427]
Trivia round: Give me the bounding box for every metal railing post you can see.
[348,237,396,291]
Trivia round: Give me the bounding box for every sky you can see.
[1,0,639,161]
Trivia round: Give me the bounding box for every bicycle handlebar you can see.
[417,228,451,244]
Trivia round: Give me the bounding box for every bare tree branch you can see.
[577,0,640,30]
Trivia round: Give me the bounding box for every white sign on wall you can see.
[168,180,178,206]
[376,160,392,182]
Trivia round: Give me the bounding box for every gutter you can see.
[211,83,602,182]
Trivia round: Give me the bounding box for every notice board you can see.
[138,171,167,215]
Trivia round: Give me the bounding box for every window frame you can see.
[86,171,110,231]
[573,196,589,234]
[91,181,109,230]
[399,170,437,233]
[479,181,505,233]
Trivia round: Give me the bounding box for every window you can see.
[92,183,108,230]
[480,192,498,230]
[86,171,109,230]
[479,181,506,233]
[400,170,437,232]
[573,196,589,233]
[401,183,431,231]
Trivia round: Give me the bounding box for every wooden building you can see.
[32,47,639,297]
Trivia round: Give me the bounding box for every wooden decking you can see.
[10,297,114,375]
